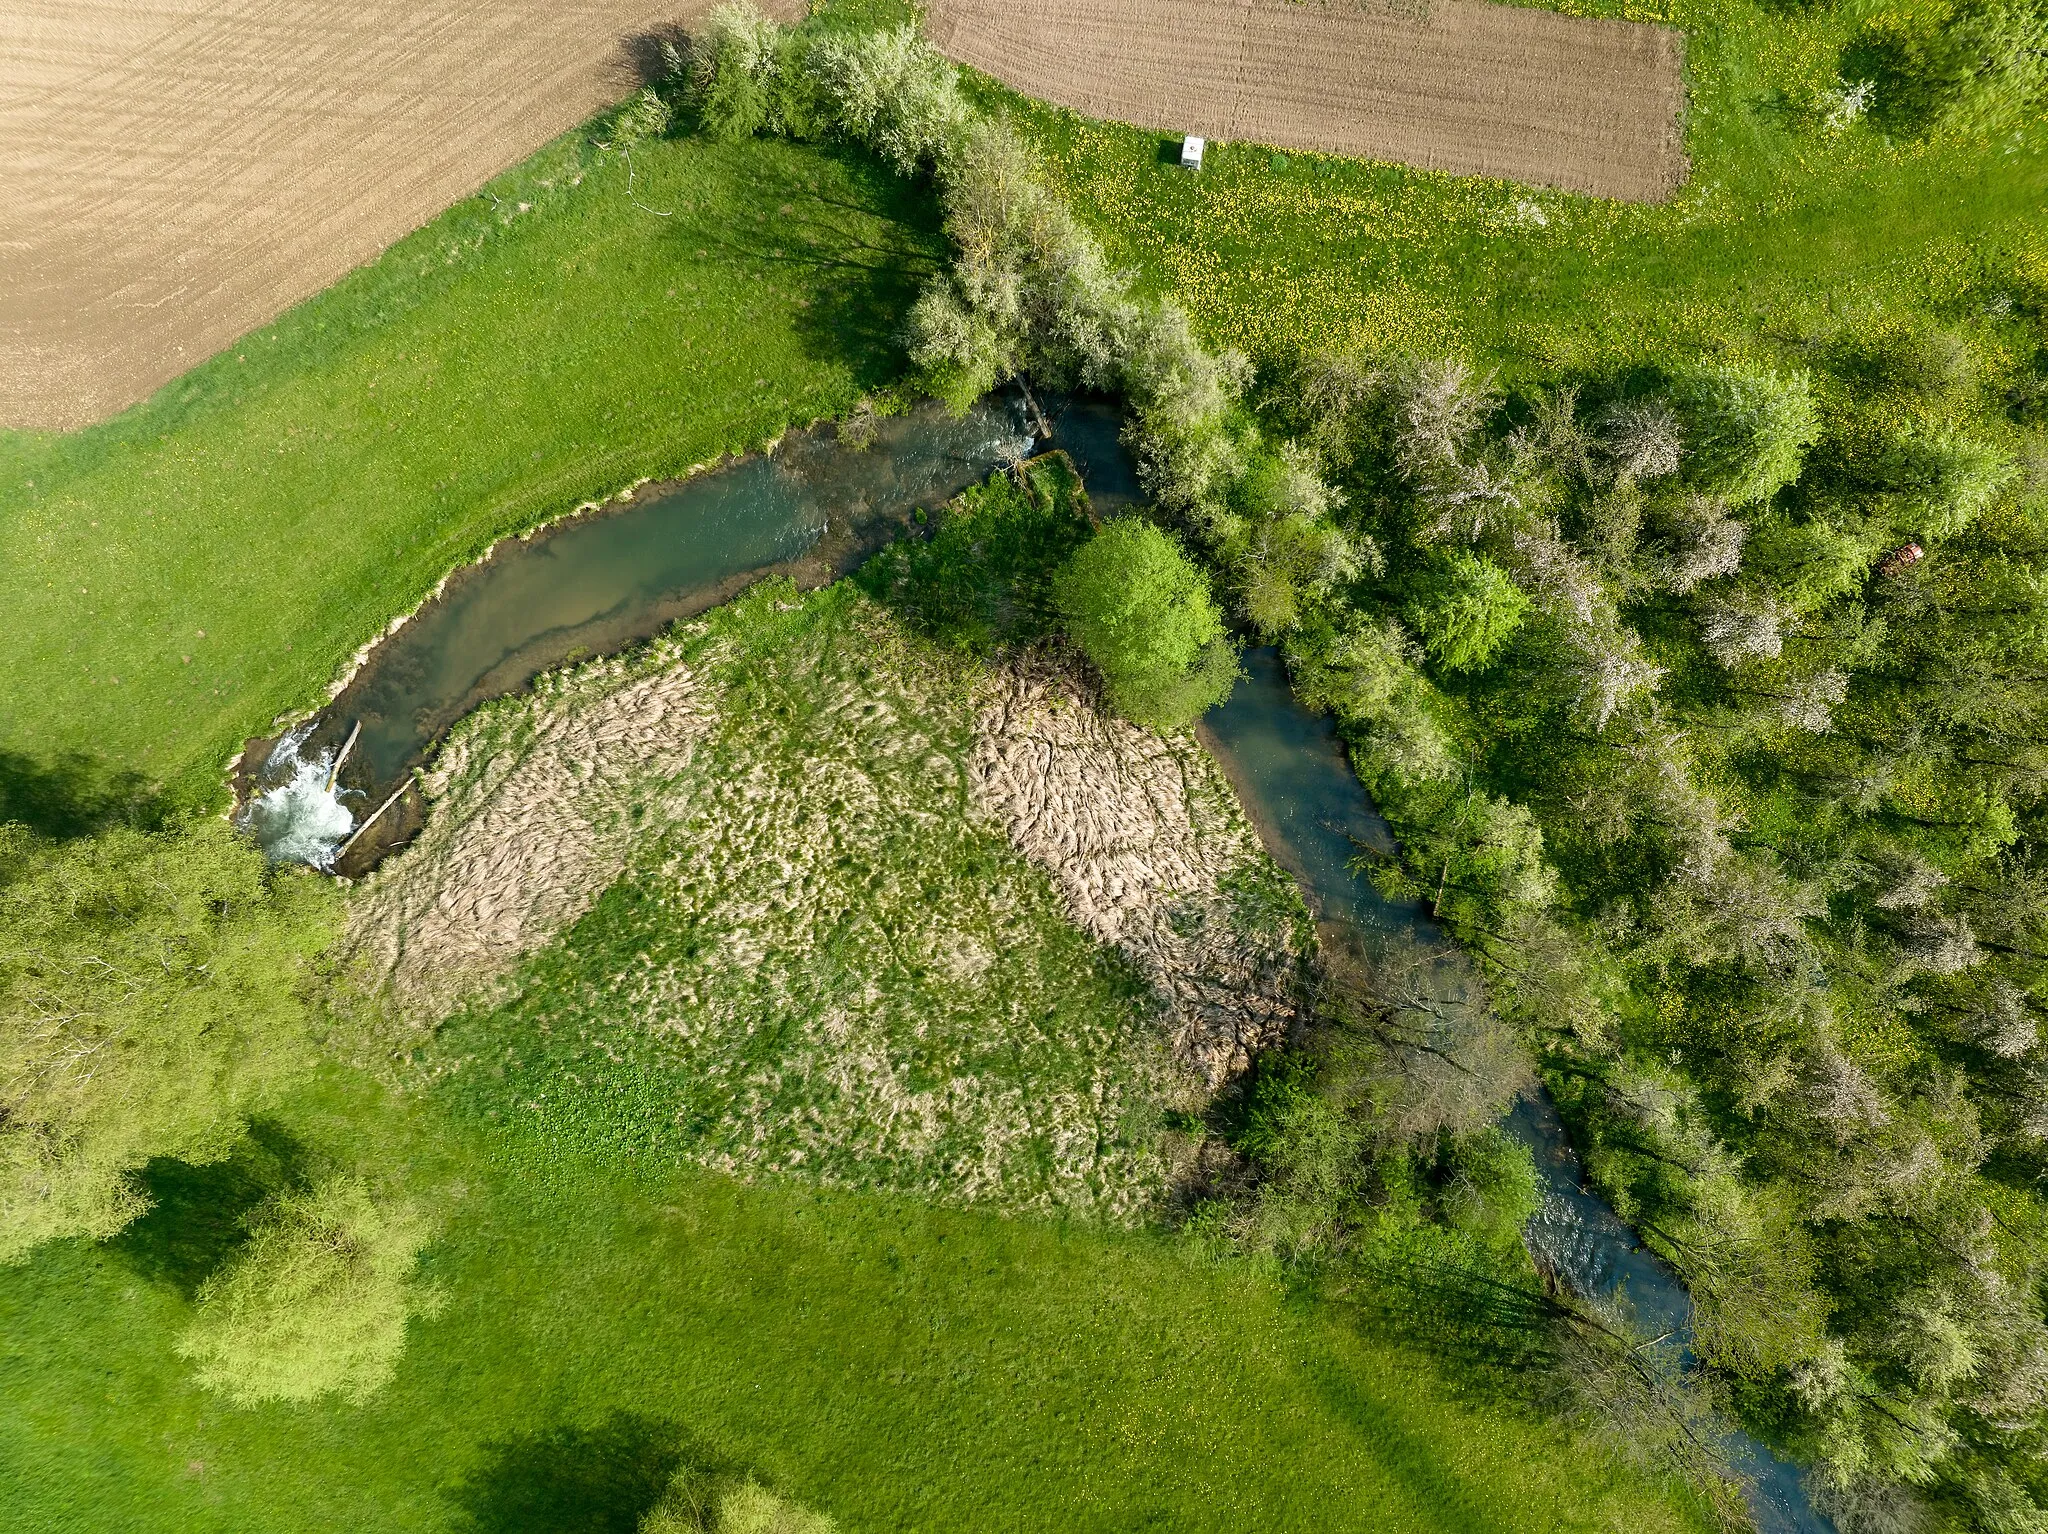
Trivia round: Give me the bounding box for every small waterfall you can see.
[239,722,356,868]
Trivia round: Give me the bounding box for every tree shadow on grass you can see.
[0,746,163,840]
[666,143,948,390]
[103,1120,314,1298]
[450,1415,735,1534]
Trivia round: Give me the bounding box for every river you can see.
[244,391,1829,1531]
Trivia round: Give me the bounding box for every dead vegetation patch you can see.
[971,653,1308,1089]
[341,645,715,1021]
[342,582,1307,1215]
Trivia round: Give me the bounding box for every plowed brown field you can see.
[0,0,800,431]
[927,0,1686,203]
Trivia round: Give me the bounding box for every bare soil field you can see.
[0,0,800,432]
[927,0,1687,202]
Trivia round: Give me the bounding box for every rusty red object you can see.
[1877,542,1924,578]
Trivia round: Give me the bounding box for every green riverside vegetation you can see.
[6,0,2045,1526]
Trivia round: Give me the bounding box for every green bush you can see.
[175,1175,438,1406]
[688,1,782,141]
[641,1473,837,1533]
[1053,519,1239,731]
[855,456,1093,651]
[1404,549,1530,673]
[1845,0,2048,137]
[0,821,338,1263]
[1878,425,2017,537]
[1674,363,1822,505]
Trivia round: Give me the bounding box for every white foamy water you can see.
[239,723,356,868]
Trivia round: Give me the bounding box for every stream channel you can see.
[246,392,1828,1532]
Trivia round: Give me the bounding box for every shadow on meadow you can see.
[105,1120,316,1299]
[449,1415,742,1534]
[665,144,946,385]
[0,745,162,840]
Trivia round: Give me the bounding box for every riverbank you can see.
[0,126,943,812]
[237,397,1035,875]
[340,573,1307,1218]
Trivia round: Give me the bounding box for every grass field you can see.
[0,1066,1718,1534]
[409,579,1184,1221]
[988,0,2047,378]
[0,124,940,810]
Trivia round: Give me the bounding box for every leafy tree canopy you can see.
[1404,549,1530,673]
[176,1174,437,1406]
[1674,363,1822,506]
[0,819,338,1263]
[1053,518,1239,730]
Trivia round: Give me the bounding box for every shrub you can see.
[1878,426,2017,537]
[856,456,1093,651]
[1846,0,2048,137]
[608,87,674,149]
[805,24,971,175]
[1674,363,1822,505]
[0,821,338,1263]
[1053,519,1239,730]
[688,3,782,142]
[1404,549,1530,673]
[175,1175,438,1406]
[1287,618,1458,782]
[641,1473,837,1533]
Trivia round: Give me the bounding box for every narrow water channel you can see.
[241,395,1036,869]
[252,392,1828,1530]
[1203,648,1829,1534]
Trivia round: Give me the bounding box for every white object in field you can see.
[1180,135,1205,170]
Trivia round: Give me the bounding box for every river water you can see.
[247,392,1828,1530]
[239,397,1035,868]
[1202,648,1829,1533]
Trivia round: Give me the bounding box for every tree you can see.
[1846,0,2048,138]
[1647,492,1745,593]
[1599,397,1684,484]
[687,3,780,141]
[1226,441,1359,637]
[1675,364,1821,506]
[805,24,971,175]
[1878,426,2016,539]
[1053,519,1239,730]
[0,820,338,1263]
[176,1175,438,1406]
[1287,618,1458,782]
[642,1474,837,1533]
[1389,357,1499,480]
[1378,789,1559,943]
[1698,592,1788,668]
[1405,549,1529,673]
[1562,620,1667,731]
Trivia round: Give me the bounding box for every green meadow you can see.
[0,128,939,807]
[0,1069,1716,1534]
